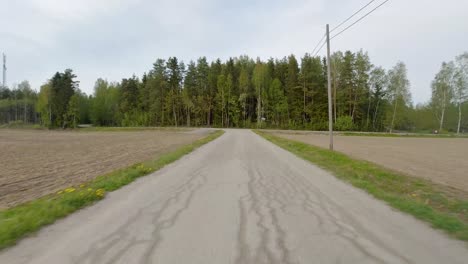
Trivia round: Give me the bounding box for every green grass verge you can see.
[0,130,224,250]
[255,130,468,241]
[0,122,43,130]
[76,126,192,132]
[340,132,468,138]
[0,125,192,132]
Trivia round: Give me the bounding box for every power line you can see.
[312,0,389,57]
[331,0,390,40]
[313,40,327,57]
[311,34,327,57]
[330,0,377,33]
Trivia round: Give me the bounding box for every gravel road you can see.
[1,129,467,264]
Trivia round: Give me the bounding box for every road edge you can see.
[0,130,225,250]
[254,130,468,242]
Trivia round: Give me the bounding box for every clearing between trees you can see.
[0,129,208,209]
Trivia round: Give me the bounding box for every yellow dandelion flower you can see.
[95,189,106,198]
[65,187,76,193]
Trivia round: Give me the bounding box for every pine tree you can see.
[50,69,78,128]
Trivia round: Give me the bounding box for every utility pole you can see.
[326,24,334,150]
[2,53,6,88]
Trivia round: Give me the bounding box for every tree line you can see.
[0,51,467,133]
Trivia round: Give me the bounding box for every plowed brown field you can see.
[0,129,208,209]
[271,131,468,193]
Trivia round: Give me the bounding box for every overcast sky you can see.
[1,0,467,104]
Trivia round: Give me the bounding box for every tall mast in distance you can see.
[2,53,6,88]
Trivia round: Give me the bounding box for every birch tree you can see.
[431,62,455,132]
[387,62,411,132]
[454,53,468,134]
[369,67,387,131]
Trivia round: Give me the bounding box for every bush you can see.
[121,111,150,127]
[307,119,328,131]
[335,116,355,131]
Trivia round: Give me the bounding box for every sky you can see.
[1,0,467,104]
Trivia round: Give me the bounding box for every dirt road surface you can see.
[1,130,467,263]
[271,131,468,193]
[0,129,207,208]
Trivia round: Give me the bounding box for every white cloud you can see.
[29,0,140,22]
[1,0,467,103]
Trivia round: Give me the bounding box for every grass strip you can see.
[255,130,468,241]
[341,132,468,138]
[76,126,192,132]
[0,130,224,250]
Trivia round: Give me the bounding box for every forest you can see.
[0,50,467,133]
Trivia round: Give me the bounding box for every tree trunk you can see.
[207,98,212,127]
[332,60,338,124]
[351,92,358,122]
[160,87,164,126]
[49,103,52,126]
[243,99,246,128]
[372,99,380,131]
[172,101,177,127]
[365,93,371,130]
[24,98,27,123]
[439,90,446,132]
[303,82,306,125]
[457,103,462,134]
[227,88,230,127]
[439,106,445,132]
[257,90,261,128]
[390,99,398,133]
[333,83,337,123]
[15,95,18,121]
[221,89,224,128]
[187,107,191,127]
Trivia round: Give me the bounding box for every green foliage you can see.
[0,120,42,129]
[0,130,224,250]
[386,62,412,132]
[431,62,455,132]
[3,51,468,133]
[50,69,79,128]
[119,77,139,114]
[90,79,120,126]
[120,111,151,127]
[66,94,80,128]
[334,116,355,131]
[0,81,38,125]
[267,78,288,127]
[256,131,468,241]
[307,119,328,131]
[76,127,190,132]
[36,83,51,126]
